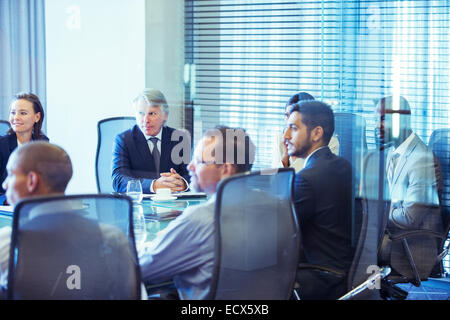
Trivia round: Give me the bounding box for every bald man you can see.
[0,142,142,299]
[0,142,73,288]
[2,141,72,206]
[371,96,443,281]
[374,96,442,233]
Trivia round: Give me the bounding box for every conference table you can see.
[0,194,208,241]
[135,195,207,241]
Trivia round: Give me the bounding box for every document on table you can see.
[170,191,207,198]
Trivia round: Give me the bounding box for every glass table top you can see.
[0,196,209,243]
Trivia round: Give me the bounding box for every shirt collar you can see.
[303,146,328,168]
[393,132,415,157]
[143,128,163,141]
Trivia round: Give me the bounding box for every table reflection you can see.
[133,198,208,242]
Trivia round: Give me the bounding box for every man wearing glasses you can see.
[139,126,255,300]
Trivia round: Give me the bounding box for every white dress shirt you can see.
[140,196,216,300]
[143,130,162,156]
[143,129,188,193]
[386,132,416,182]
[303,146,329,169]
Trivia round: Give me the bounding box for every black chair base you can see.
[380,280,409,300]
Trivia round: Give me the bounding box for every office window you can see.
[185,0,450,276]
[185,0,449,162]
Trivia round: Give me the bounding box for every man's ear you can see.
[27,171,39,193]
[221,163,237,177]
[311,126,324,143]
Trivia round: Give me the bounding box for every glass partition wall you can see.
[185,0,450,277]
[0,0,448,295]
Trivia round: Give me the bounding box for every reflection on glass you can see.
[133,207,147,256]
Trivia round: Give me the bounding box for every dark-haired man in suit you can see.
[112,89,190,193]
[284,100,354,300]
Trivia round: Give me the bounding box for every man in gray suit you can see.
[373,96,443,277]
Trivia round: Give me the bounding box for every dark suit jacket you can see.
[112,125,190,193]
[0,133,49,194]
[293,147,354,300]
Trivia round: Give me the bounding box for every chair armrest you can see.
[298,263,345,277]
[388,229,444,242]
[339,267,391,300]
[386,229,442,286]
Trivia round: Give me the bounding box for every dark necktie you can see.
[149,137,160,176]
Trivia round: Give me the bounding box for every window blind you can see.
[184,0,450,166]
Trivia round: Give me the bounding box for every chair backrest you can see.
[0,120,11,136]
[96,117,136,193]
[334,112,368,168]
[346,150,391,299]
[429,129,450,227]
[428,128,450,274]
[210,168,299,300]
[334,113,369,247]
[7,194,141,300]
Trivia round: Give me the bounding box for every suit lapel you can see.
[392,134,419,187]
[305,147,331,169]
[8,133,17,153]
[132,126,154,169]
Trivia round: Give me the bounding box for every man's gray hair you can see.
[133,88,169,116]
[14,142,73,193]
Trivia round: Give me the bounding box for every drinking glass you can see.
[127,180,143,204]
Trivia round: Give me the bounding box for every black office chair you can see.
[96,117,136,193]
[293,149,391,300]
[334,112,368,247]
[0,120,11,136]
[339,150,392,300]
[209,168,299,300]
[429,128,450,277]
[7,194,141,300]
[334,112,368,168]
[376,133,448,300]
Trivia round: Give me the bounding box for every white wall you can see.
[145,0,185,129]
[45,0,146,193]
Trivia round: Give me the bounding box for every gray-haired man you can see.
[112,88,190,194]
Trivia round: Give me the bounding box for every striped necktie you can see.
[149,137,160,176]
